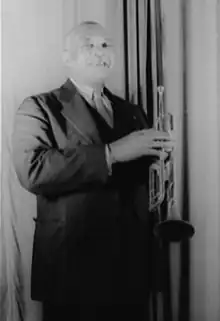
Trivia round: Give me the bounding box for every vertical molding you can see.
[150,0,158,127]
[178,1,190,320]
[63,0,107,30]
[188,1,220,320]
[105,0,125,97]
[0,0,2,227]
[217,6,220,318]
[76,0,107,26]
[127,0,138,103]
[163,1,184,320]
[123,0,149,106]
[138,0,148,111]
[123,0,129,101]
[135,0,141,106]
[62,0,79,37]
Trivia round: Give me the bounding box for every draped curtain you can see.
[122,1,191,321]
[0,1,66,321]
[123,0,152,123]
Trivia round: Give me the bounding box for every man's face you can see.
[67,24,115,84]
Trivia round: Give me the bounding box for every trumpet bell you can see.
[154,219,195,242]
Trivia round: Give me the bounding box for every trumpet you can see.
[149,86,195,242]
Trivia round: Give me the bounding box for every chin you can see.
[90,68,111,81]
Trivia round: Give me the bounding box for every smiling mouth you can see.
[86,57,112,68]
[96,61,111,68]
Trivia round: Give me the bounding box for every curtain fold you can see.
[123,0,148,112]
[123,1,191,320]
[1,1,65,320]
[0,100,27,321]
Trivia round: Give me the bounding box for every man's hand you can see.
[109,129,175,163]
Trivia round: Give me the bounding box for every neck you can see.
[89,82,104,93]
[70,74,104,91]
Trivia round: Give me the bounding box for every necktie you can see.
[93,92,114,128]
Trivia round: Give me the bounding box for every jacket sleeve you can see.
[12,98,109,197]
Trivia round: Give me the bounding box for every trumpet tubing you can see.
[149,86,195,242]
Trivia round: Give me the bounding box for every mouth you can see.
[103,61,110,68]
[95,60,111,68]
[86,55,112,69]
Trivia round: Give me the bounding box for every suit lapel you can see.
[104,87,149,133]
[56,79,102,144]
[55,80,145,145]
[104,87,138,136]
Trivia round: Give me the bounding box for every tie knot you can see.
[93,91,103,101]
[92,91,113,127]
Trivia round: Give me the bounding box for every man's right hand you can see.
[109,129,175,163]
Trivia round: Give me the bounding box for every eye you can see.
[102,42,108,48]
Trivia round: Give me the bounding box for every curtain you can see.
[123,0,151,121]
[123,1,192,321]
[0,1,66,321]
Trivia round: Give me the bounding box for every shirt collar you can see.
[70,78,104,102]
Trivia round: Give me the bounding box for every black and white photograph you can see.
[0,1,220,321]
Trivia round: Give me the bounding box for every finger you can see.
[154,137,176,142]
[148,129,171,136]
[137,130,176,145]
[141,129,175,141]
[153,132,175,140]
[146,148,168,160]
[148,141,175,149]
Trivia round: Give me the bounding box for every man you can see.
[12,21,173,321]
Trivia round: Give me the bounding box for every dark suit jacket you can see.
[12,79,154,304]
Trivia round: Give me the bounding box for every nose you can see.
[94,46,104,56]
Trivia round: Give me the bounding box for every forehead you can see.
[70,24,112,47]
[77,24,109,39]
[66,23,114,54]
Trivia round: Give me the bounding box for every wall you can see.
[2,2,65,320]
[1,1,124,320]
[188,0,220,320]
[160,1,220,320]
